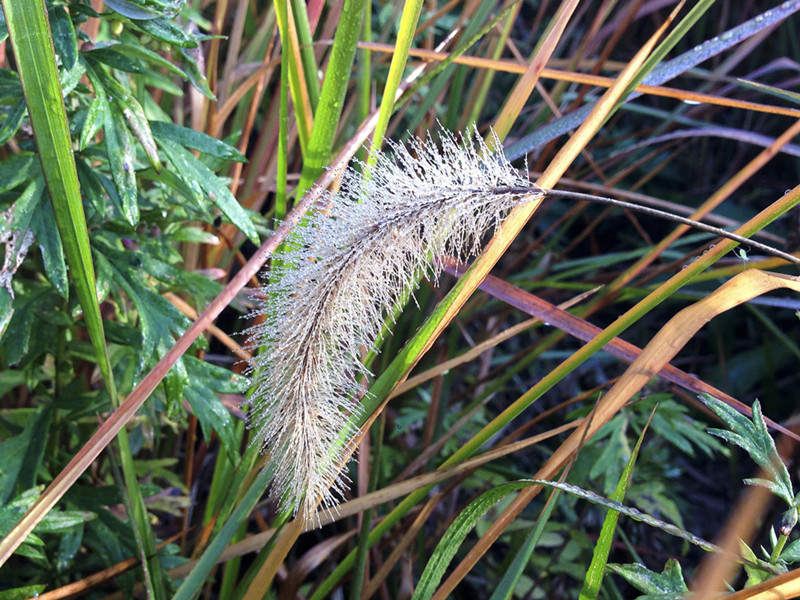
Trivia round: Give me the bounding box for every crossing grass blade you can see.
[579,407,656,600]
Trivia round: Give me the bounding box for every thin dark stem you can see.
[494,186,800,268]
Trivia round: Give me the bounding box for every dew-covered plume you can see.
[245,128,542,522]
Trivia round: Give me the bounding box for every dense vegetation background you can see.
[1,0,800,598]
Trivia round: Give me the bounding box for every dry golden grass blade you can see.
[435,269,800,598]
[491,0,578,141]
[281,531,358,600]
[109,423,577,595]
[361,42,800,119]
[691,475,780,599]
[722,564,800,599]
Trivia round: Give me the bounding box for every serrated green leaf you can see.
[0,154,39,194]
[95,246,190,372]
[85,45,146,73]
[177,46,215,99]
[49,4,78,72]
[0,284,56,365]
[149,120,246,161]
[0,99,25,146]
[0,405,52,504]
[702,395,794,507]
[607,559,688,599]
[29,191,68,297]
[103,103,138,225]
[158,139,258,243]
[131,16,198,47]
[184,356,243,463]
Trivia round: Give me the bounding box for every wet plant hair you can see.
[244,128,542,521]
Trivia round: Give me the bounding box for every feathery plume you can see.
[245,128,541,522]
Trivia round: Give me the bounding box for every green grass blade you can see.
[274,0,312,154]
[172,464,275,600]
[367,0,424,162]
[288,0,319,112]
[411,481,540,600]
[488,487,562,600]
[295,0,368,196]
[579,407,655,600]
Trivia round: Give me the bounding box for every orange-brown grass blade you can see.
[393,287,596,397]
[721,559,800,599]
[360,42,800,120]
[434,268,800,598]
[491,0,578,142]
[449,266,800,442]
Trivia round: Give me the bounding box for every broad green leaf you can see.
[740,540,775,587]
[103,102,139,225]
[0,154,38,194]
[78,94,107,151]
[781,537,800,563]
[607,559,688,600]
[86,59,161,170]
[158,138,258,243]
[177,46,215,99]
[48,4,78,71]
[0,584,47,599]
[184,356,244,464]
[116,35,188,77]
[106,0,164,20]
[29,191,68,297]
[0,177,45,338]
[56,524,84,570]
[129,16,199,47]
[0,405,52,504]
[0,99,25,146]
[170,225,220,245]
[150,120,246,161]
[85,45,146,73]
